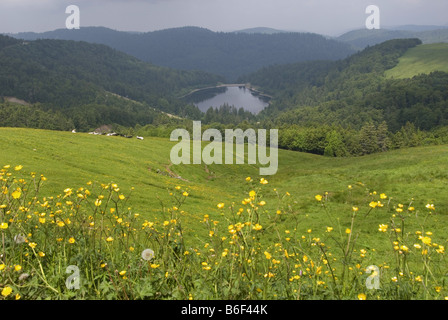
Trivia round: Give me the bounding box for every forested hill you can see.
[0,34,223,131]
[240,38,448,133]
[10,26,356,81]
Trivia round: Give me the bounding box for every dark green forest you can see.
[11,26,356,81]
[238,39,448,156]
[0,34,223,131]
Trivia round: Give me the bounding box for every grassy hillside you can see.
[1,127,448,300]
[1,127,447,235]
[385,43,448,79]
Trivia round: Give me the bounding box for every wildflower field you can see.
[1,128,448,300]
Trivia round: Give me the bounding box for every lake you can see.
[184,86,270,114]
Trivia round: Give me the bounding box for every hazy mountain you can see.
[386,25,448,32]
[338,27,448,50]
[232,27,289,34]
[9,26,355,81]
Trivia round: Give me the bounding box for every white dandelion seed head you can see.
[14,234,26,244]
[141,249,155,261]
[19,273,30,281]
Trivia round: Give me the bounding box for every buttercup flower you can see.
[12,190,21,199]
[1,286,12,297]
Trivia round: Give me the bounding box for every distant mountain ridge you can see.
[8,26,355,81]
[337,26,448,49]
[232,27,289,34]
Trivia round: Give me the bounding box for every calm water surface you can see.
[186,86,270,114]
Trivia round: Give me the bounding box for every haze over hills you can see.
[232,27,289,34]
[8,26,355,82]
[8,24,448,80]
[337,26,448,50]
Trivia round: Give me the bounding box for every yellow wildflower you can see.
[12,190,21,199]
[1,286,12,297]
[421,236,432,245]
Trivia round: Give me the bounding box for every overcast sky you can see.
[1,0,447,36]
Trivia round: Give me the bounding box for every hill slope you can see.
[239,38,448,155]
[385,43,448,79]
[10,26,356,81]
[1,127,448,235]
[0,34,222,130]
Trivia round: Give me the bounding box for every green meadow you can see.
[1,127,448,300]
[385,43,448,79]
[1,127,448,237]
[2,127,448,219]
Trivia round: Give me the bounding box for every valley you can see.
[0,23,448,301]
